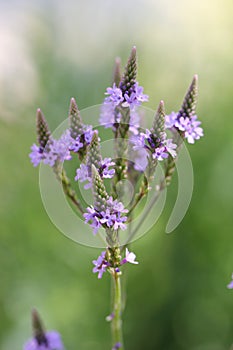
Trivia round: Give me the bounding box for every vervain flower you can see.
[165,112,204,144]
[84,197,128,235]
[92,251,109,279]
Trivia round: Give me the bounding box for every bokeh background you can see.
[1,0,233,349]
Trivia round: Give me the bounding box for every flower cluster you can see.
[30,131,72,167]
[29,47,204,283]
[100,47,148,131]
[104,82,148,109]
[132,129,177,162]
[84,197,128,235]
[93,248,139,279]
[75,157,115,189]
[30,125,94,168]
[165,112,204,144]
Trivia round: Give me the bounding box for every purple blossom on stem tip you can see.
[122,82,148,108]
[69,136,83,153]
[24,331,64,350]
[105,84,124,106]
[165,112,204,144]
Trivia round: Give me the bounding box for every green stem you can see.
[54,165,85,214]
[111,272,124,349]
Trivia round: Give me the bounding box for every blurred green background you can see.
[1,0,233,349]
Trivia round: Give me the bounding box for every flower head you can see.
[84,197,128,235]
[105,84,124,106]
[122,82,148,108]
[165,112,204,144]
[29,144,43,167]
[83,206,101,235]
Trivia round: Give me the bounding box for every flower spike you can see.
[87,131,102,171]
[178,74,198,119]
[120,46,137,96]
[69,97,83,140]
[92,164,109,211]
[36,109,51,150]
[151,100,166,142]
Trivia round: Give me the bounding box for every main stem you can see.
[111,272,124,349]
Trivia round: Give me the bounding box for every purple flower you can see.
[105,84,124,106]
[227,274,233,289]
[100,158,115,179]
[183,115,204,144]
[106,197,128,214]
[131,129,176,164]
[165,112,204,144]
[112,213,127,231]
[164,139,177,158]
[43,136,71,166]
[75,164,92,189]
[52,131,72,162]
[121,248,139,265]
[29,144,43,167]
[131,133,146,150]
[100,209,116,227]
[133,148,148,172]
[129,109,140,135]
[75,157,115,190]
[165,111,178,129]
[30,131,73,168]
[153,146,169,161]
[69,135,83,153]
[84,125,95,144]
[84,197,128,234]
[23,331,64,350]
[83,206,101,235]
[134,82,149,103]
[99,103,116,128]
[122,82,148,108]
[92,251,109,279]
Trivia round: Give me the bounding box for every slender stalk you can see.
[60,169,85,214]
[111,271,124,350]
[54,165,85,214]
